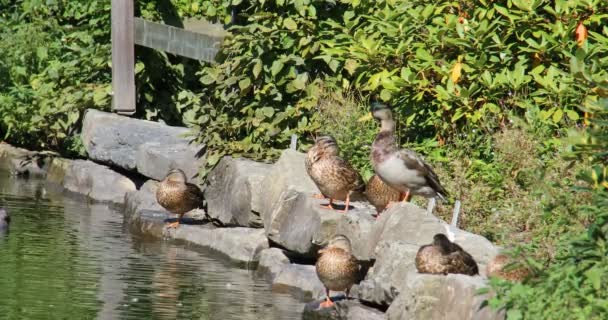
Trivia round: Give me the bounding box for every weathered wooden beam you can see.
[110,0,136,115]
[134,18,223,62]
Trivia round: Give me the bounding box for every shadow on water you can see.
[0,171,305,319]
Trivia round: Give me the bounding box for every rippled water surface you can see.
[0,172,305,319]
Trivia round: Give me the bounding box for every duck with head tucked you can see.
[315,234,359,308]
[361,100,448,204]
[156,168,204,229]
[415,233,479,276]
[305,135,365,213]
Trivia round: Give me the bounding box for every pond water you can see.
[0,171,305,319]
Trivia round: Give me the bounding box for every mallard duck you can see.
[315,234,359,308]
[415,233,479,276]
[486,254,530,281]
[365,174,403,215]
[364,101,448,203]
[305,135,365,213]
[156,168,204,229]
[0,207,9,231]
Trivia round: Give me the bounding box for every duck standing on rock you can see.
[315,234,359,308]
[156,168,204,229]
[415,233,479,276]
[361,100,448,204]
[365,174,402,216]
[305,135,365,213]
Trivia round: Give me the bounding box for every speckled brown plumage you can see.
[306,136,365,212]
[315,235,359,308]
[486,254,530,281]
[365,174,402,214]
[156,168,204,228]
[415,233,478,276]
[369,102,448,201]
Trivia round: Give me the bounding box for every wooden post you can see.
[111,0,136,115]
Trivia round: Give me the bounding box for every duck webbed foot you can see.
[312,193,327,199]
[319,199,335,210]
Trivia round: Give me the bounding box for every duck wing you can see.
[334,157,365,192]
[446,250,479,276]
[185,182,205,206]
[398,149,448,200]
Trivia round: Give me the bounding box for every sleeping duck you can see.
[365,174,403,216]
[364,101,448,203]
[486,254,530,281]
[315,234,359,308]
[156,168,204,229]
[305,135,365,213]
[415,233,479,276]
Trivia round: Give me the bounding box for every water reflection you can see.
[0,172,304,319]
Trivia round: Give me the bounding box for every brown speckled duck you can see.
[415,233,478,276]
[315,234,359,308]
[305,136,365,213]
[367,101,448,202]
[365,174,403,215]
[486,254,530,281]
[156,168,204,229]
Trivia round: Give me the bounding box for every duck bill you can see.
[318,248,327,254]
[357,112,373,122]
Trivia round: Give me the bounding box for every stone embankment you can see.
[0,109,505,320]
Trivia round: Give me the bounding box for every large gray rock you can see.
[356,202,499,307]
[204,156,272,227]
[135,141,203,183]
[385,273,504,320]
[256,248,290,280]
[335,210,377,261]
[57,159,136,204]
[260,149,372,257]
[272,263,325,300]
[302,300,386,320]
[373,203,499,270]
[356,241,419,305]
[81,109,192,171]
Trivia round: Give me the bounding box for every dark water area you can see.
[0,171,305,319]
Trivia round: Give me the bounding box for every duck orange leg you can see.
[320,199,335,210]
[166,213,184,229]
[342,193,351,214]
[400,190,411,202]
[319,288,334,308]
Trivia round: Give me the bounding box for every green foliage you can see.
[186,0,608,174]
[0,0,112,150]
[489,199,608,319]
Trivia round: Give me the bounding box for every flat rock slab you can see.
[385,272,504,320]
[335,210,378,261]
[204,156,272,227]
[136,141,203,183]
[271,263,325,300]
[302,299,386,320]
[256,248,290,281]
[0,143,51,177]
[81,109,192,171]
[50,159,136,204]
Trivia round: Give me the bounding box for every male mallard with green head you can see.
[486,254,530,282]
[363,100,448,203]
[315,234,359,308]
[156,168,204,229]
[305,136,365,213]
[415,233,479,276]
[365,174,402,216]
